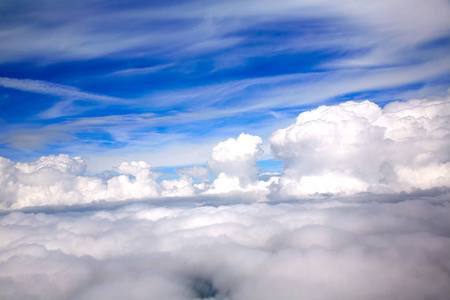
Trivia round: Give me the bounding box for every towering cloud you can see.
[208,133,263,183]
[0,96,449,209]
[376,98,450,190]
[206,133,272,195]
[270,96,450,198]
[1,96,450,299]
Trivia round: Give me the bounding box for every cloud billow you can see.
[0,95,450,299]
[1,95,450,209]
[0,156,161,209]
[1,1,449,297]
[270,96,450,198]
[1,199,450,299]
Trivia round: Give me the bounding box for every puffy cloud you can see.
[160,175,199,197]
[270,96,450,198]
[0,134,272,208]
[1,96,449,209]
[206,133,271,195]
[204,173,278,202]
[157,133,275,198]
[204,173,243,194]
[15,154,87,175]
[1,196,449,299]
[208,133,263,182]
[0,134,270,208]
[0,155,161,209]
[1,96,450,298]
[375,98,450,191]
[104,161,160,200]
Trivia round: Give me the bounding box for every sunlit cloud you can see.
[1,95,448,210]
[1,199,450,299]
[1,1,450,298]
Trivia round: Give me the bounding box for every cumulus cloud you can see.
[0,96,449,209]
[160,175,202,198]
[0,136,270,209]
[270,96,450,198]
[1,96,450,298]
[208,133,263,182]
[0,155,162,210]
[1,197,449,299]
[206,133,275,196]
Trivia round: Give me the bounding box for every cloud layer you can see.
[1,0,449,65]
[1,95,450,299]
[1,198,450,299]
[2,2,449,297]
[1,95,449,209]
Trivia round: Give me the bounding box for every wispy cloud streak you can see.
[0,77,125,103]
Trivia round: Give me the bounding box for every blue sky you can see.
[2,2,450,297]
[1,0,450,172]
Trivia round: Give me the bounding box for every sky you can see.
[1,0,450,299]
[1,0,450,171]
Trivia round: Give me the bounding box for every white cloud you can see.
[104,161,161,200]
[206,133,275,196]
[1,96,450,209]
[0,134,271,209]
[16,154,87,175]
[1,0,449,68]
[208,133,262,180]
[0,155,163,209]
[1,94,450,298]
[0,77,124,103]
[160,175,198,197]
[270,96,450,198]
[109,63,176,76]
[0,76,128,120]
[0,198,449,299]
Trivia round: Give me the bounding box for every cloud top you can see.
[208,133,263,186]
[0,96,449,209]
[1,198,450,299]
[270,96,450,198]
